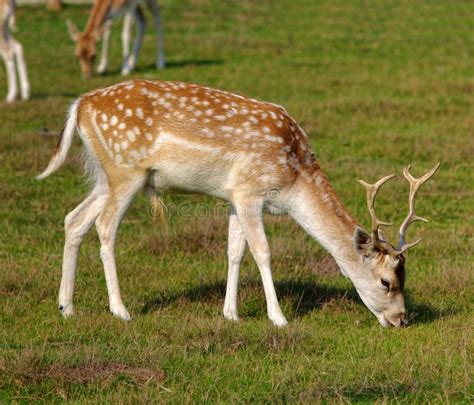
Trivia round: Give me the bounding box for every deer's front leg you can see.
[233,199,288,327]
[97,20,112,74]
[223,208,246,322]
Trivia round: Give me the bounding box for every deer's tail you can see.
[36,99,80,180]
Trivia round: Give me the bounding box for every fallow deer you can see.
[0,0,30,103]
[37,79,439,328]
[66,0,165,79]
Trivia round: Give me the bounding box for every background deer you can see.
[0,0,29,103]
[67,0,165,79]
[37,79,439,328]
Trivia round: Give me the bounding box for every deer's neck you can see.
[84,0,112,34]
[287,169,360,276]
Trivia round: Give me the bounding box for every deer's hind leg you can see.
[95,173,146,320]
[59,171,109,317]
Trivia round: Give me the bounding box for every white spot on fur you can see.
[221,125,234,133]
[265,134,284,143]
[136,108,144,119]
[127,130,136,142]
[249,116,259,124]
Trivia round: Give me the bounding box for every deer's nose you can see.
[393,312,408,328]
[385,312,407,328]
[400,313,408,327]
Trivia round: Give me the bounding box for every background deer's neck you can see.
[84,0,111,35]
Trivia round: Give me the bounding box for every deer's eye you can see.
[381,278,390,290]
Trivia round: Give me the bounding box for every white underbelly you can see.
[150,160,231,199]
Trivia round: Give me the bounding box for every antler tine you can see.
[397,162,440,253]
[358,173,396,238]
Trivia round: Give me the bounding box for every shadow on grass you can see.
[99,58,224,76]
[403,291,458,326]
[141,279,448,325]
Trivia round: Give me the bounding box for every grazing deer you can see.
[0,0,30,103]
[37,80,439,328]
[66,0,165,79]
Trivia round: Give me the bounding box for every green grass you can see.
[1,0,473,402]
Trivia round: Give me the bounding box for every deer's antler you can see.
[396,163,440,254]
[358,173,396,243]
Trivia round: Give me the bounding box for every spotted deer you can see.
[66,0,165,79]
[37,80,439,328]
[0,0,30,103]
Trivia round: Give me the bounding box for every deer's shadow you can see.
[141,279,449,325]
[100,58,224,76]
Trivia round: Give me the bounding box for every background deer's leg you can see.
[2,46,18,103]
[59,175,108,317]
[95,176,144,320]
[233,199,288,327]
[120,12,133,75]
[121,6,146,75]
[97,20,112,74]
[11,40,29,100]
[146,0,165,69]
[223,207,246,321]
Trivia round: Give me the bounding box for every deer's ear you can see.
[66,19,80,41]
[353,227,374,257]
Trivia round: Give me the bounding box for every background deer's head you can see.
[66,19,109,79]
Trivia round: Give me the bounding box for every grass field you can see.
[1,0,473,402]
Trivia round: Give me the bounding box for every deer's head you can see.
[352,163,440,328]
[66,19,101,79]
